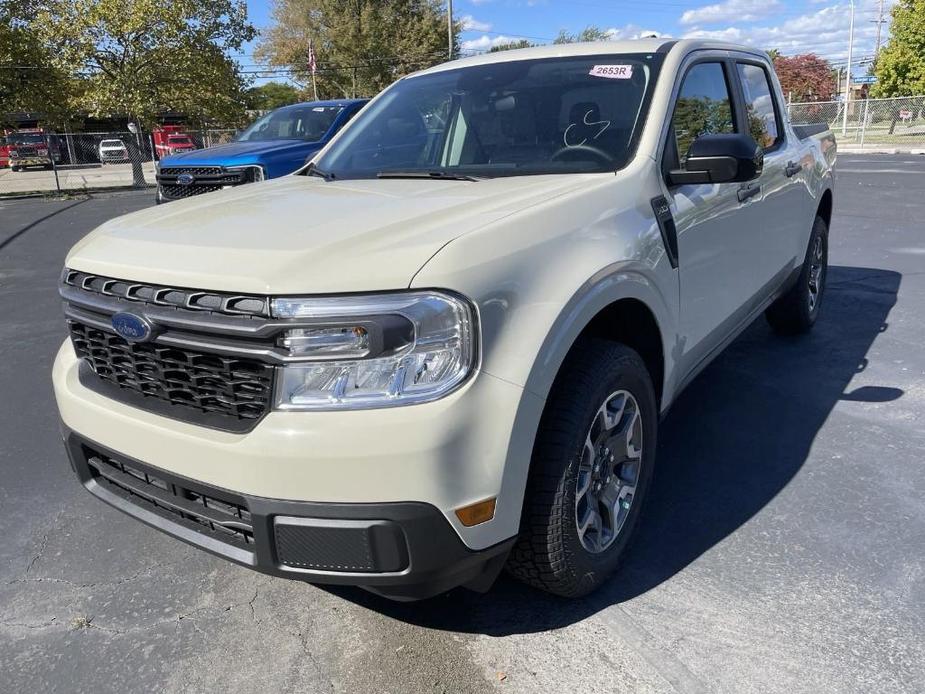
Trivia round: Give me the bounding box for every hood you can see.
[66,173,592,294]
[159,139,320,167]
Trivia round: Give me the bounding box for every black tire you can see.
[506,338,658,598]
[765,216,828,335]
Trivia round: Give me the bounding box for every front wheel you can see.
[506,339,657,597]
[765,215,828,335]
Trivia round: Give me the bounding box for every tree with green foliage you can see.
[244,81,304,110]
[489,39,536,53]
[553,26,613,44]
[257,0,455,100]
[870,0,925,134]
[34,0,256,128]
[871,0,925,97]
[0,1,75,127]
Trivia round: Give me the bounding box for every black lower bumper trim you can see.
[63,431,514,600]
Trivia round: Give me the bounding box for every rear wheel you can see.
[506,339,657,597]
[765,215,828,335]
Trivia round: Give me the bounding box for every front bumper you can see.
[53,338,542,551]
[63,431,514,600]
[11,156,51,167]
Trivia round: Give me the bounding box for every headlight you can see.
[272,291,476,410]
[227,165,265,183]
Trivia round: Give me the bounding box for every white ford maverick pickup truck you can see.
[53,40,835,600]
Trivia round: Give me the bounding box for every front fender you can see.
[410,169,682,539]
[521,262,677,405]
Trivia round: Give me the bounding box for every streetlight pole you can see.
[841,0,855,137]
[447,0,454,60]
[873,0,885,61]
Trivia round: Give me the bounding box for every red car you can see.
[0,136,9,168]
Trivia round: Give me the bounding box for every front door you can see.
[662,59,758,374]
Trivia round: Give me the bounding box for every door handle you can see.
[737,184,761,203]
[785,161,803,177]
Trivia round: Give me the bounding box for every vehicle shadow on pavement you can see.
[326,265,902,635]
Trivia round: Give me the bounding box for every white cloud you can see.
[460,14,492,32]
[460,34,523,52]
[683,3,883,63]
[604,25,671,40]
[681,0,781,26]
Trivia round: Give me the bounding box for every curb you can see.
[838,147,925,155]
[0,185,154,201]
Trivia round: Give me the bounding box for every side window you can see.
[671,62,735,164]
[736,63,781,150]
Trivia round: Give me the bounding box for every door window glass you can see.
[736,63,781,149]
[671,62,735,163]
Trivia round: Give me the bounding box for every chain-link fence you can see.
[0,129,237,197]
[788,96,925,149]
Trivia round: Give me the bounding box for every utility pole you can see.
[841,0,855,137]
[447,0,454,60]
[873,0,886,61]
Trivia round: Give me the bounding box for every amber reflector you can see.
[455,498,497,527]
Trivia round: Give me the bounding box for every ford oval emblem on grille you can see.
[176,173,194,186]
[111,312,153,342]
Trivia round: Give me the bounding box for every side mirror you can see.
[667,133,763,185]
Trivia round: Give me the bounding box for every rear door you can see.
[731,58,810,282]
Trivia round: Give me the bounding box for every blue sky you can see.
[240,0,894,82]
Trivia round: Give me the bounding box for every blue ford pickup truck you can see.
[155,99,367,203]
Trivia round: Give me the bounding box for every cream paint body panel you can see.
[65,174,590,294]
[670,181,744,369]
[53,340,544,551]
[411,157,680,405]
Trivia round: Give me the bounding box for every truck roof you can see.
[411,38,769,77]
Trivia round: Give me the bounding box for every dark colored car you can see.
[154,99,368,203]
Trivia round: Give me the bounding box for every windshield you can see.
[312,53,662,180]
[168,135,191,143]
[11,133,45,144]
[237,105,343,142]
[101,140,124,147]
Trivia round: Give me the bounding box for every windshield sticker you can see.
[589,65,633,79]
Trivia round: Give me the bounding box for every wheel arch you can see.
[816,187,833,228]
[519,266,674,413]
[577,299,665,409]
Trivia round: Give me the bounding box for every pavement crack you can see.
[1,617,58,631]
[24,531,51,576]
[7,563,164,590]
[248,585,261,624]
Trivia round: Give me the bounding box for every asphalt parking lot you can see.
[1,154,923,693]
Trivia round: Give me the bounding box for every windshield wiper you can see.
[376,170,482,182]
[304,162,335,181]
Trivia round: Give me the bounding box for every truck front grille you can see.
[69,321,274,423]
[64,269,270,318]
[156,165,257,201]
[84,445,255,549]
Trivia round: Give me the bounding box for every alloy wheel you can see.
[808,234,825,312]
[575,390,643,554]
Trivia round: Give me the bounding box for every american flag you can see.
[308,40,317,76]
